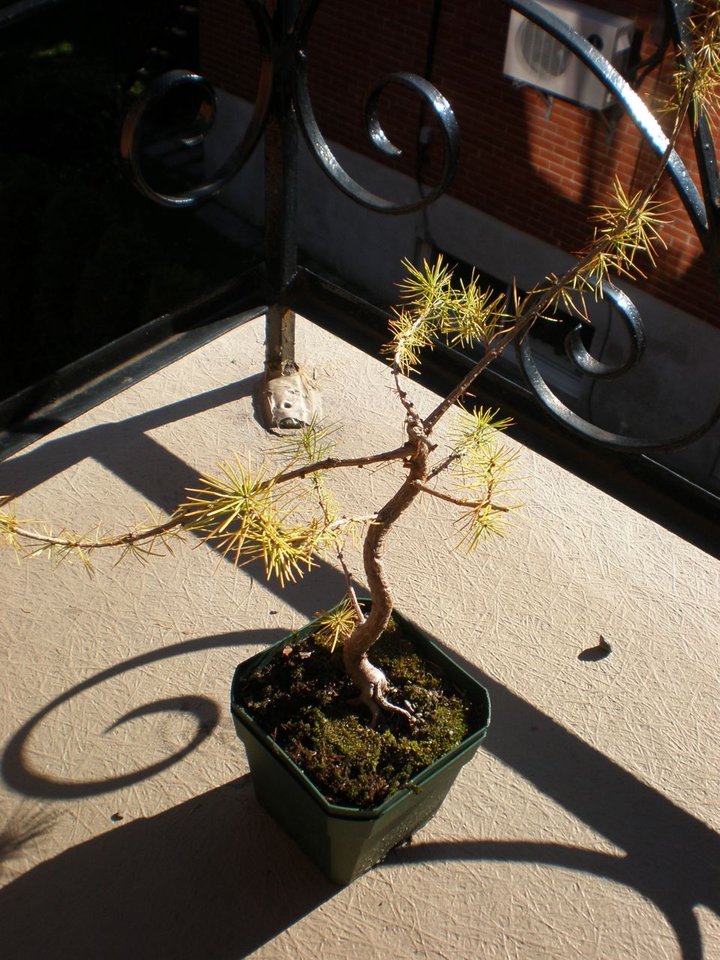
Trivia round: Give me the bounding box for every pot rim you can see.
[231,602,491,820]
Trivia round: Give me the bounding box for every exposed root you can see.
[349,661,416,729]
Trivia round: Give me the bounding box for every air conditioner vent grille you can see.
[503,0,634,111]
[517,20,570,79]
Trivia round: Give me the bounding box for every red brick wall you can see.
[200,0,720,326]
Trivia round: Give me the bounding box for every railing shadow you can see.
[0,372,352,617]
[0,375,262,502]
[391,839,705,959]
[0,627,339,957]
[2,631,717,959]
[0,775,338,960]
[380,638,720,960]
[1,631,285,800]
[2,346,718,957]
[2,618,718,958]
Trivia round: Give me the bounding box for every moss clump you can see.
[239,618,482,808]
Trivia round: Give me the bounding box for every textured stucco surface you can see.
[1,316,718,959]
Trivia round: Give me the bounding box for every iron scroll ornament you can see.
[518,281,720,452]
[120,0,459,215]
[505,0,720,451]
[120,0,274,208]
[293,0,460,214]
[119,0,720,451]
[121,0,708,228]
[294,68,460,214]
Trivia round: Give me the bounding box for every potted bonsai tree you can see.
[0,247,663,882]
[2,8,717,883]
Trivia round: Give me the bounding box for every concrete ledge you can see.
[1,316,718,958]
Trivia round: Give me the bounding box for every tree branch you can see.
[415,483,510,512]
[271,442,415,486]
[7,515,183,551]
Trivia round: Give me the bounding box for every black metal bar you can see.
[505,0,709,236]
[119,2,274,209]
[292,0,460,214]
[0,265,270,460]
[664,0,720,281]
[502,0,720,451]
[264,0,300,376]
[8,0,720,481]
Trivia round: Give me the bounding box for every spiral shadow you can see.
[1,629,285,800]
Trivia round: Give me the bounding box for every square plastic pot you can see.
[230,606,490,885]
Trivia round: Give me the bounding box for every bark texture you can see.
[342,418,431,721]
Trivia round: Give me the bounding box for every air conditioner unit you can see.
[503,0,634,110]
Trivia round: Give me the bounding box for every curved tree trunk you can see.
[343,421,430,720]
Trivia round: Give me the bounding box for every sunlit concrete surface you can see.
[1,316,718,960]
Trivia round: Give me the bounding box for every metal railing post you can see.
[260,0,319,428]
[264,0,297,377]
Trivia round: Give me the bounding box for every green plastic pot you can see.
[230,606,491,885]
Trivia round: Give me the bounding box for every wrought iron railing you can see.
[2,0,720,544]
[119,0,720,450]
[1,5,719,943]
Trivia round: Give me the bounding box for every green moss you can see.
[239,619,480,809]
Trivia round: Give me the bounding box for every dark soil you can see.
[237,618,483,809]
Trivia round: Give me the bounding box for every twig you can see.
[8,514,183,551]
[414,483,510,512]
[271,443,414,486]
